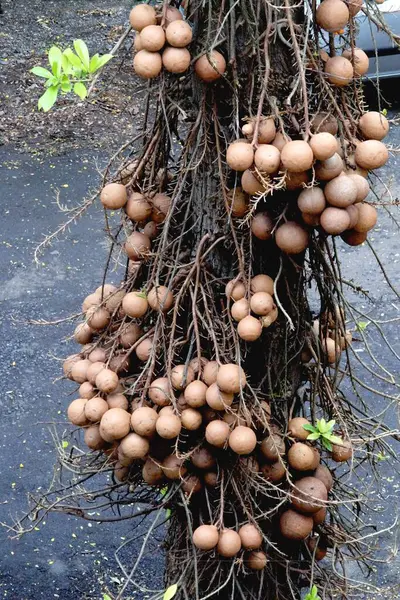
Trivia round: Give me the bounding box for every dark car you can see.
[357,1,400,78]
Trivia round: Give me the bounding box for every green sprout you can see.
[30,39,113,111]
[304,584,321,600]
[303,418,343,452]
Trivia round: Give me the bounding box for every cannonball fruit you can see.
[193,524,219,551]
[280,509,314,540]
[129,4,157,31]
[195,51,226,82]
[227,142,254,172]
[275,222,309,254]
[355,140,389,170]
[288,417,311,441]
[162,47,191,73]
[325,56,353,86]
[140,25,166,52]
[290,477,328,514]
[359,111,389,141]
[134,49,163,79]
[217,529,242,557]
[316,0,350,32]
[281,141,314,173]
[100,183,127,209]
[217,363,247,393]
[288,442,320,471]
[165,21,192,47]
[229,426,257,455]
[342,47,369,76]
[238,524,263,550]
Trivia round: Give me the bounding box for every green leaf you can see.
[73,82,87,100]
[63,48,84,70]
[381,108,388,116]
[89,52,113,73]
[48,45,63,78]
[303,424,317,433]
[356,320,370,332]
[325,434,343,445]
[317,418,327,433]
[325,419,336,431]
[321,438,332,451]
[62,440,69,449]
[164,584,178,600]
[165,508,171,519]
[306,432,321,441]
[73,39,90,71]
[38,85,59,112]
[160,486,168,497]
[103,595,112,600]
[30,66,53,79]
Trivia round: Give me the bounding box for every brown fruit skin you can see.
[246,550,268,570]
[354,203,377,233]
[297,187,326,215]
[229,426,257,455]
[261,461,286,482]
[120,322,143,348]
[227,187,249,217]
[129,4,157,31]
[125,192,152,222]
[251,212,274,240]
[193,525,219,551]
[119,432,150,459]
[256,117,277,144]
[288,417,311,441]
[171,365,195,390]
[147,286,174,312]
[281,141,314,173]
[307,536,327,560]
[342,47,369,76]
[254,144,281,174]
[184,380,208,408]
[107,393,129,410]
[316,0,349,32]
[290,477,328,514]
[217,529,242,557]
[99,408,131,442]
[165,20,192,47]
[320,207,351,235]
[279,509,314,540]
[332,439,353,462]
[313,507,327,526]
[182,474,202,494]
[226,142,255,172]
[136,338,154,361]
[238,524,263,550]
[125,232,151,260]
[311,112,339,135]
[231,298,250,322]
[195,51,226,82]
[275,222,309,254]
[71,359,92,384]
[241,169,265,195]
[148,377,172,407]
[260,434,285,461]
[347,174,370,203]
[205,383,233,410]
[355,139,388,170]
[79,381,97,400]
[87,361,107,385]
[67,398,89,426]
[314,465,334,492]
[96,368,119,394]
[324,175,358,208]
[225,280,246,301]
[140,24,166,52]
[288,443,320,471]
[181,408,203,430]
[191,446,216,470]
[84,424,107,450]
[341,229,367,246]
[85,397,109,423]
[251,274,274,295]
[205,420,231,448]
[309,132,338,161]
[325,56,354,87]
[156,414,182,439]
[162,454,187,480]
[131,406,159,437]
[100,183,128,210]
[250,292,274,316]
[74,323,94,345]
[142,458,164,485]
[346,0,362,16]
[359,111,389,141]
[162,47,191,73]
[237,315,263,342]
[315,153,343,181]
[217,363,247,394]
[133,49,162,79]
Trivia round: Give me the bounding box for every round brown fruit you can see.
[229,426,257,455]
[359,111,389,141]
[226,141,254,172]
[79,381,96,399]
[119,432,149,459]
[241,169,265,195]
[227,187,249,218]
[140,24,165,51]
[354,203,377,233]
[355,139,389,171]
[332,439,353,462]
[119,323,143,348]
[309,132,338,161]
[85,397,109,422]
[297,187,326,215]
[251,274,274,295]
[100,407,131,442]
[82,292,101,312]
[205,383,233,410]
[162,454,187,480]
[171,364,195,390]
[147,285,174,312]
[204,471,219,486]
[231,298,250,322]
[165,20,192,47]
[288,442,320,471]
[341,229,367,246]
[114,462,130,482]
[307,536,327,560]
[156,414,182,439]
[251,212,274,240]
[314,464,333,492]
[136,337,154,361]
[182,474,202,494]
[346,0,362,15]
[250,292,274,316]
[107,393,128,410]
[134,33,143,52]
[74,323,94,345]
[162,47,191,73]
[237,315,262,342]
[347,173,370,203]
[158,6,183,26]
[260,434,285,461]
[142,458,164,485]
[290,476,328,514]
[184,380,208,408]
[342,47,369,76]
[217,529,242,557]
[205,420,231,447]
[70,359,92,384]
[313,507,327,527]
[86,307,110,331]
[191,446,216,470]
[325,56,353,86]
[131,406,158,436]
[288,417,311,441]
[280,141,314,173]
[148,377,172,407]
[84,424,107,450]
[195,51,226,82]
[324,174,358,208]
[238,524,263,550]
[67,398,88,426]
[254,144,280,174]
[202,360,219,385]
[125,192,152,222]
[96,368,119,394]
[125,232,151,260]
[105,289,126,313]
[246,550,267,570]
[100,183,127,210]
[217,363,247,394]
[193,524,219,551]
[181,408,203,430]
[261,461,286,482]
[316,0,349,32]
[311,113,339,136]
[129,4,157,31]
[143,220,159,239]
[275,222,309,254]
[258,117,277,144]
[280,509,314,540]
[225,279,246,301]
[323,337,341,363]
[133,49,162,79]
[315,153,343,181]
[320,207,351,235]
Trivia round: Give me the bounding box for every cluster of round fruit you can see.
[100,181,172,262]
[130,3,193,78]
[226,110,388,253]
[225,275,278,342]
[193,523,267,570]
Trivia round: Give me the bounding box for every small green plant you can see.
[30,39,113,111]
[303,418,343,451]
[163,584,178,600]
[304,585,321,600]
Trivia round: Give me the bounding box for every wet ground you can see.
[0,1,399,599]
